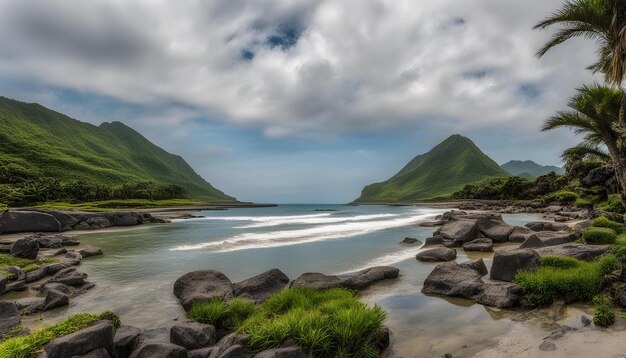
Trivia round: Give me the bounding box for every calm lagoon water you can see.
[33,205,548,357]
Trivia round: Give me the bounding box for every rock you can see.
[422,262,483,298]
[254,346,306,358]
[73,222,93,231]
[462,238,493,252]
[615,286,626,308]
[530,231,578,246]
[525,221,568,232]
[460,258,488,276]
[79,247,103,258]
[114,325,142,358]
[12,297,44,310]
[376,326,391,350]
[189,347,217,358]
[416,247,457,262]
[424,235,444,246]
[539,341,557,351]
[42,289,69,311]
[0,274,5,295]
[170,322,216,350]
[434,221,478,246]
[400,237,420,244]
[209,333,250,358]
[0,210,61,234]
[129,342,188,358]
[35,234,80,248]
[25,267,48,283]
[290,272,342,290]
[174,270,234,311]
[72,348,112,358]
[45,320,114,358]
[0,301,20,337]
[10,236,39,259]
[519,234,546,249]
[49,267,87,286]
[573,220,594,234]
[216,345,253,358]
[474,279,522,308]
[508,226,534,243]
[490,248,540,282]
[44,262,69,275]
[341,266,399,290]
[581,315,592,326]
[233,269,289,304]
[536,244,612,261]
[477,218,514,242]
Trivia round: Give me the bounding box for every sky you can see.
[0,0,602,203]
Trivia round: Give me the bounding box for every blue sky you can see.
[0,0,600,203]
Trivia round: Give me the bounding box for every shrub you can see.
[592,295,615,327]
[593,216,624,235]
[514,255,618,307]
[581,227,618,244]
[611,235,626,257]
[189,288,386,357]
[546,191,580,204]
[599,194,626,214]
[0,311,120,358]
[540,256,579,269]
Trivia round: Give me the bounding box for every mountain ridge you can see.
[500,160,564,179]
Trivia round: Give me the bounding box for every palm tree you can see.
[543,84,626,203]
[534,0,626,87]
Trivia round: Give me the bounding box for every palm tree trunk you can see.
[604,134,626,205]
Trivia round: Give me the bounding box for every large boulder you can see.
[462,238,493,252]
[525,221,569,232]
[416,247,457,262]
[290,273,342,290]
[254,346,307,358]
[474,279,523,308]
[170,322,216,350]
[114,325,142,358]
[233,269,289,304]
[490,248,540,282]
[49,267,87,286]
[460,258,488,276]
[434,220,478,246]
[0,210,61,234]
[34,234,80,248]
[10,236,39,259]
[422,262,484,298]
[42,289,69,311]
[524,231,578,247]
[508,226,534,243]
[519,234,546,249]
[209,333,250,358]
[45,320,115,358]
[79,247,104,258]
[341,266,399,290]
[173,270,234,311]
[0,301,21,337]
[129,342,188,358]
[536,244,612,261]
[477,218,514,242]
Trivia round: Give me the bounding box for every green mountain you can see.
[0,96,235,203]
[501,160,564,179]
[354,134,509,202]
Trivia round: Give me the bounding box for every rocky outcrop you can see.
[523,231,578,247]
[0,210,61,234]
[9,236,39,259]
[79,247,104,258]
[519,234,546,249]
[434,220,478,246]
[48,267,88,287]
[490,248,540,282]
[416,247,457,262]
[33,234,80,248]
[476,217,514,242]
[208,333,251,358]
[233,269,289,304]
[129,341,188,358]
[114,325,142,358]
[0,301,21,337]
[460,258,488,276]
[170,322,217,350]
[341,266,399,290]
[45,320,115,358]
[42,289,70,311]
[290,272,343,290]
[525,221,569,232]
[400,237,420,244]
[462,238,493,252]
[173,270,234,311]
[535,244,612,261]
[254,346,307,358]
[580,165,616,192]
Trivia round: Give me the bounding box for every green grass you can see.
[540,256,580,269]
[593,295,615,327]
[36,199,202,211]
[0,254,57,277]
[593,216,624,234]
[514,255,618,307]
[581,227,618,244]
[189,288,386,358]
[354,134,510,202]
[0,311,120,358]
[545,190,580,204]
[598,194,626,214]
[611,235,626,257]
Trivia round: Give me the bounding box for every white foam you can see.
[234,213,398,228]
[171,213,331,223]
[170,209,443,253]
[338,244,425,275]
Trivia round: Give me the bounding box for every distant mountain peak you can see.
[501,160,563,179]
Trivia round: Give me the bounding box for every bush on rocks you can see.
[592,295,615,327]
[581,227,617,245]
[593,216,624,235]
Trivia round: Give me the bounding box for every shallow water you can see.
[31,205,549,357]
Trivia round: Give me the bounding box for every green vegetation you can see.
[598,194,626,214]
[514,255,618,307]
[500,160,564,179]
[592,295,615,327]
[593,216,624,234]
[581,227,618,245]
[0,254,57,278]
[189,288,386,358]
[545,190,580,205]
[0,96,235,207]
[355,134,510,202]
[36,198,201,211]
[0,311,120,358]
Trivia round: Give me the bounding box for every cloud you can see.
[0,0,600,140]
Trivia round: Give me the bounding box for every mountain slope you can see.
[354,134,509,202]
[501,160,564,178]
[0,96,235,202]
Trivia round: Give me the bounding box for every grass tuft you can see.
[189,287,386,357]
[0,311,120,358]
[581,227,618,245]
[593,216,624,235]
[540,256,580,269]
[592,295,615,327]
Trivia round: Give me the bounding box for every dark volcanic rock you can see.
[114,325,141,358]
[462,238,493,252]
[535,244,612,261]
[129,341,188,358]
[290,272,342,290]
[10,236,39,259]
[341,266,399,290]
[519,234,546,249]
[474,279,523,308]
[34,234,80,248]
[525,221,569,232]
[422,262,483,298]
[79,247,104,258]
[490,248,540,282]
[400,237,420,244]
[460,258,488,276]
[49,267,87,286]
[435,220,478,246]
[424,235,445,246]
[73,348,111,358]
[416,247,457,262]
[508,226,534,243]
[477,218,514,242]
[209,333,250,358]
[0,210,61,234]
[170,322,217,350]
[42,289,69,311]
[190,347,217,358]
[0,301,20,337]
[174,270,234,311]
[45,320,114,358]
[233,268,289,304]
[254,346,307,358]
